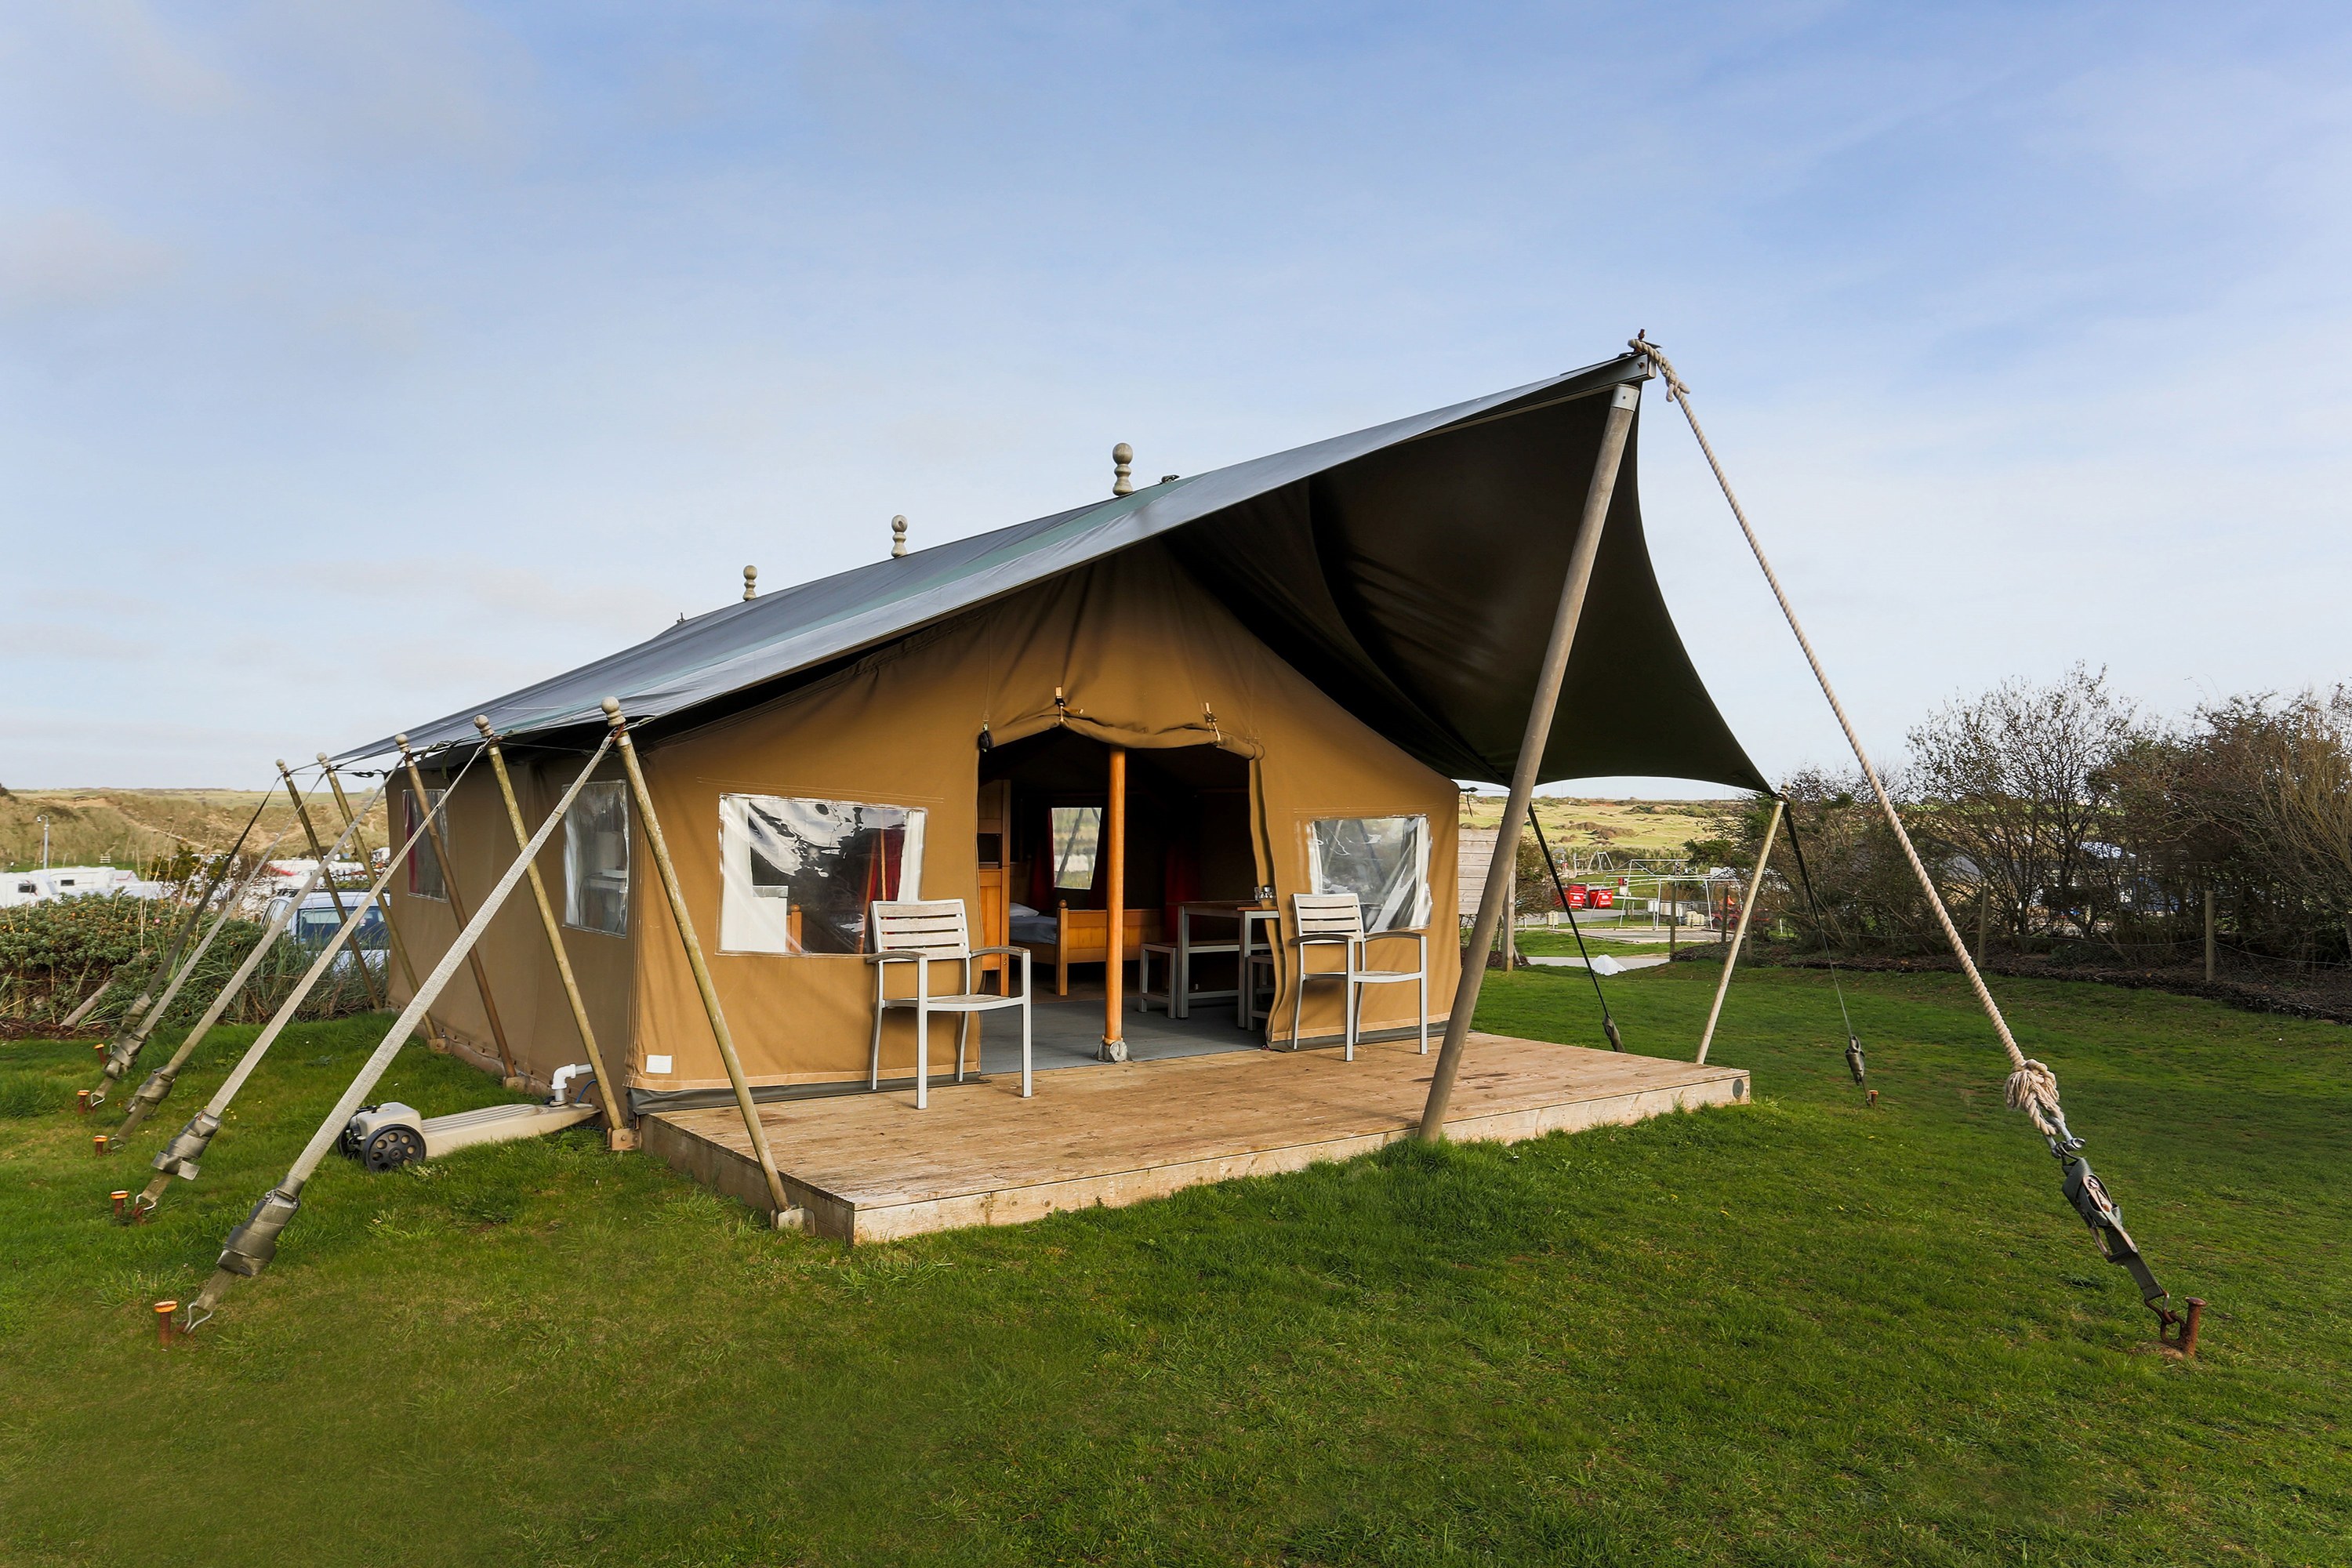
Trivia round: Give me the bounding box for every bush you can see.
[0,894,168,1025]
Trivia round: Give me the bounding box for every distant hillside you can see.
[0,786,390,874]
[1458,794,1744,863]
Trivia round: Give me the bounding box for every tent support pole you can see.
[1697,796,1783,1065]
[113,783,383,1142]
[130,775,434,1217]
[474,717,625,1140]
[278,759,382,1011]
[185,735,615,1327]
[1102,746,1127,1062]
[96,823,292,1115]
[88,789,269,1103]
[320,754,437,1041]
[603,700,795,1220]
[399,735,517,1080]
[1419,379,1639,1141]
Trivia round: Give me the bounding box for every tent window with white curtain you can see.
[406,787,447,901]
[563,780,630,935]
[718,795,925,956]
[1308,814,1430,931]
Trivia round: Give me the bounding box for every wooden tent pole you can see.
[276,759,382,1011]
[88,789,271,1101]
[1420,380,1639,1141]
[475,717,625,1141]
[319,753,428,1009]
[398,735,517,1081]
[1696,796,1783,1065]
[186,735,617,1325]
[1102,746,1128,1062]
[602,700,794,1220]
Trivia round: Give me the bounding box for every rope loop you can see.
[2003,1058,2076,1151]
[1630,333,1690,401]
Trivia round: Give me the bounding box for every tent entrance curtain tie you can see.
[1635,332,2180,1326]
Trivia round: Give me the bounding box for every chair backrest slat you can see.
[872,899,971,958]
[1292,891,1364,937]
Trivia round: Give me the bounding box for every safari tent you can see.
[166,337,2169,1304]
[345,348,1764,1122]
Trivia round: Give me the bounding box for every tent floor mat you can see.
[641,1033,1748,1243]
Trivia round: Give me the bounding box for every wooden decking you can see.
[643,1034,1748,1243]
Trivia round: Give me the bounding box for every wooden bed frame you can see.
[1017,903,1163,996]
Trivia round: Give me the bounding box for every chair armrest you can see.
[864,947,942,964]
[967,946,1025,959]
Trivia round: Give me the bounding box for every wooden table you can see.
[1165,900,1250,1021]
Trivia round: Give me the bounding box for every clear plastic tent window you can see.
[1050,805,1102,891]
[563,780,630,936]
[405,788,446,901]
[1308,815,1430,932]
[718,795,926,956]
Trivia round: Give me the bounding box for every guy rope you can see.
[122,756,465,1219]
[85,785,276,1106]
[178,732,614,1330]
[106,773,386,1147]
[1633,333,2188,1342]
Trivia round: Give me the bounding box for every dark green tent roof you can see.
[351,351,1764,792]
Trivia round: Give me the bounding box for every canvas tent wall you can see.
[387,540,1461,1094]
[353,348,1765,1099]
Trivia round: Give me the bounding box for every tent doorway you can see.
[976,728,1260,1069]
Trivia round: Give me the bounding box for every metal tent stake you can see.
[602,699,797,1221]
[185,734,615,1326]
[1697,797,1784,1065]
[1420,379,1639,1140]
[474,716,625,1141]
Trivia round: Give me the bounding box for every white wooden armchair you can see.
[867,899,1033,1108]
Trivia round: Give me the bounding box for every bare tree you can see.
[2249,689,2352,959]
[1906,665,2143,943]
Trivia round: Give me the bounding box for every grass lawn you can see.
[2,964,2346,1566]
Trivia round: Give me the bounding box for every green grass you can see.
[1,964,2346,1566]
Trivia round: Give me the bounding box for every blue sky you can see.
[3,2,2347,791]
